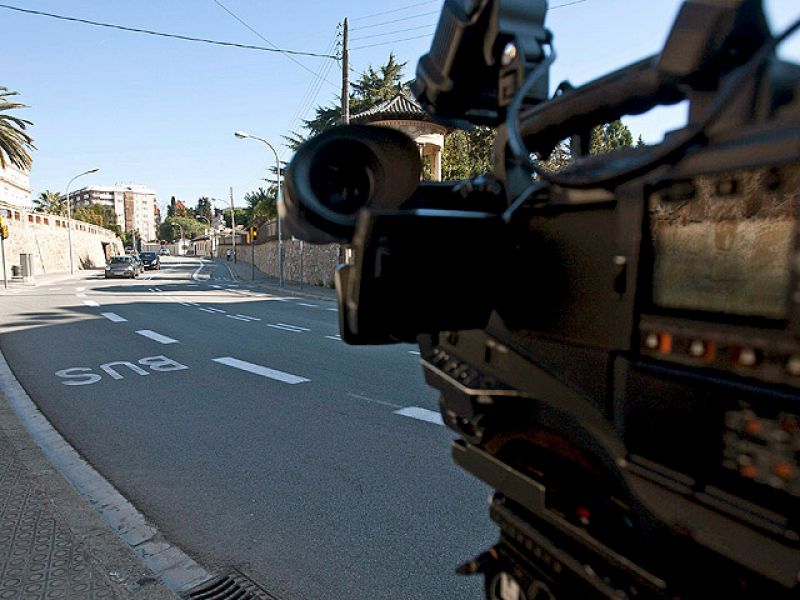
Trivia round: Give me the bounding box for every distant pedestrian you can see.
[226,249,232,261]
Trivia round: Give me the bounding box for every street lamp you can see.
[171,223,185,255]
[65,167,99,274]
[234,130,284,287]
[196,215,213,256]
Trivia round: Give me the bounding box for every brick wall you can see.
[1,207,123,276]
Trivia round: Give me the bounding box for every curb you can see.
[0,347,214,597]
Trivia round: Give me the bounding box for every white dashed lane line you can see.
[100,312,127,323]
[226,315,250,322]
[135,330,179,344]
[267,323,310,333]
[297,302,318,308]
[408,350,421,356]
[212,356,310,384]
[394,406,444,426]
[325,335,342,341]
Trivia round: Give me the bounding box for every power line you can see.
[0,4,336,59]
[212,0,338,88]
[352,1,438,22]
[551,0,589,9]
[0,3,336,58]
[350,22,436,42]
[350,10,441,31]
[351,32,435,51]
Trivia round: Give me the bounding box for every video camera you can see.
[283,0,800,597]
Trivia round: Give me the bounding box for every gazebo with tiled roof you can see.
[351,89,447,181]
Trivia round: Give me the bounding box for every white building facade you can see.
[0,163,32,208]
[68,184,158,242]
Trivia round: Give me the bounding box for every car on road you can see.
[105,255,143,279]
[139,251,161,270]
[159,247,170,256]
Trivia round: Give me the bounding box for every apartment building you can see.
[0,163,32,208]
[68,184,158,241]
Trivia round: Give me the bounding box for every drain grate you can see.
[183,570,281,600]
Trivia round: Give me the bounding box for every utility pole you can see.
[341,17,349,124]
[230,186,236,263]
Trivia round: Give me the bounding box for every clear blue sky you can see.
[3,0,798,215]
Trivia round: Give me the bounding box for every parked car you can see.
[105,255,143,279]
[159,247,170,256]
[139,251,161,270]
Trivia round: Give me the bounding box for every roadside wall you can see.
[1,206,123,277]
[218,239,339,288]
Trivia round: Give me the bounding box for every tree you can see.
[590,120,633,154]
[167,196,177,218]
[0,86,35,170]
[244,187,277,225]
[441,127,496,180]
[33,190,65,215]
[158,216,205,243]
[540,119,636,172]
[72,204,117,230]
[221,209,249,229]
[286,54,407,149]
[195,197,213,222]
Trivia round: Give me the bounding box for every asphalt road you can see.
[0,257,496,600]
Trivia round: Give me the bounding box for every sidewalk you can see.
[0,269,101,293]
[214,256,338,303]
[0,391,179,600]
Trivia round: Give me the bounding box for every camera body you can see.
[283,0,800,597]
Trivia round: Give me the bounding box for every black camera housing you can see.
[283,0,800,597]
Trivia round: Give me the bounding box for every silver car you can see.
[105,255,143,279]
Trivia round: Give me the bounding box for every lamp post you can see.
[64,167,99,274]
[171,223,185,255]
[196,216,213,256]
[234,131,283,287]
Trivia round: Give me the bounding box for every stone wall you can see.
[1,206,123,277]
[218,239,339,287]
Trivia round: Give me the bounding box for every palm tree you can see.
[0,86,35,170]
[34,190,65,215]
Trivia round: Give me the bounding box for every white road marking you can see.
[101,312,127,323]
[135,330,179,344]
[191,260,206,281]
[297,302,318,308]
[394,406,444,426]
[83,300,100,307]
[205,307,226,314]
[267,324,307,333]
[226,315,250,321]
[234,314,260,321]
[210,285,222,289]
[198,308,216,314]
[325,335,342,341]
[326,308,338,312]
[212,356,309,384]
[347,392,402,409]
[278,323,309,331]
[408,350,421,356]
